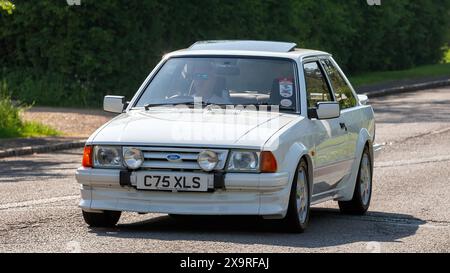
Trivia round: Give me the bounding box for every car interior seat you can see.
[213,76,230,100]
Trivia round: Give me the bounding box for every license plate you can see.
[136,171,210,192]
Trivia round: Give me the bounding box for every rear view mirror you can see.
[104,95,126,113]
[215,65,240,76]
[310,101,340,119]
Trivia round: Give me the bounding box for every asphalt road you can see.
[1,87,449,253]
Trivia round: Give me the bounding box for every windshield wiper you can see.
[184,101,222,106]
[144,101,212,110]
[144,103,175,110]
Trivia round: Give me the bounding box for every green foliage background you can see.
[1,0,450,107]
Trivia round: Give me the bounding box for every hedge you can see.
[1,0,449,106]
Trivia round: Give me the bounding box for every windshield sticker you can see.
[280,99,293,107]
[279,78,294,98]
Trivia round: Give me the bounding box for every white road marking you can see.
[375,155,450,168]
[0,195,79,210]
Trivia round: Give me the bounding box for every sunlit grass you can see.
[19,121,60,138]
[0,83,61,139]
[349,63,450,87]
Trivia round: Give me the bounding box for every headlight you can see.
[123,147,144,169]
[93,146,122,168]
[227,151,260,172]
[197,150,218,171]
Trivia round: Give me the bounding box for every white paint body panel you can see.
[77,47,375,218]
[88,108,296,149]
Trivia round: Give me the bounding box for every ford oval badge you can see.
[166,154,182,162]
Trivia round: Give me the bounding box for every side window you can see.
[320,59,356,109]
[303,62,333,108]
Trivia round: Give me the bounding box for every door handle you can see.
[339,122,348,131]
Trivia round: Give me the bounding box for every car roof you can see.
[189,40,297,52]
[166,40,330,60]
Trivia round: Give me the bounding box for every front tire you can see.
[82,210,121,227]
[338,147,372,215]
[283,160,310,233]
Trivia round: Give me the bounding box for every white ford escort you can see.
[76,40,375,232]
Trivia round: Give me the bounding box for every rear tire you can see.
[338,147,372,215]
[282,159,310,233]
[82,210,121,227]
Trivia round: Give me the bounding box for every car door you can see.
[319,58,359,174]
[303,60,349,194]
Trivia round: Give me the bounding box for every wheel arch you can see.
[301,153,314,198]
[279,142,314,200]
[365,139,374,174]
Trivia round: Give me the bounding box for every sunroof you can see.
[189,40,297,53]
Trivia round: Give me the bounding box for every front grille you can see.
[131,147,228,170]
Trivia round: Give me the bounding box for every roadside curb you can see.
[1,78,450,159]
[0,140,85,159]
[362,78,450,98]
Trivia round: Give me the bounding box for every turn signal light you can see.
[82,146,93,167]
[260,151,277,173]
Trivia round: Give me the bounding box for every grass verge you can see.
[349,63,450,88]
[0,85,60,139]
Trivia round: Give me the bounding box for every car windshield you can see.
[134,57,297,111]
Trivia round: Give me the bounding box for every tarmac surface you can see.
[1,86,449,253]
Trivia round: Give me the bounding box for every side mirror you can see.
[357,94,369,105]
[310,101,340,120]
[104,95,126,113]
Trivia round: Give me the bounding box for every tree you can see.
[1,0,449,107]
[0,0,15,14]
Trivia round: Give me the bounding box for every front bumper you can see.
[76,167,291,218]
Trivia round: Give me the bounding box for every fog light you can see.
[197,150,218,171]
[123,147,144,169]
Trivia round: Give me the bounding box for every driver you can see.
[190,61,231,104]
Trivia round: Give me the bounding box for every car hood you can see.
[88,107,298,149]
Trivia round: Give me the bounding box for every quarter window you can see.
[303,62,333,108]
[320,59,356,109]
